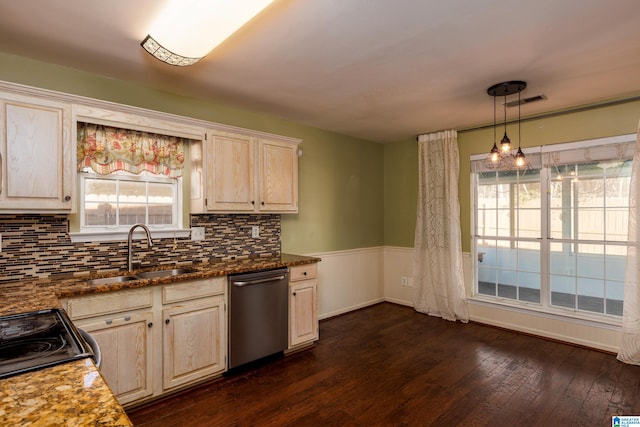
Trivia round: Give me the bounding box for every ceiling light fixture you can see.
[141,0,274,66]
[487,81,527,168]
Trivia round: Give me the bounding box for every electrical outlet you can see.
[251,226,260,238]
[191,227,205,241]
[401,276,408,286]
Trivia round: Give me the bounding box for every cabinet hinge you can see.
[205,198,208,206]
[204,133,207,141]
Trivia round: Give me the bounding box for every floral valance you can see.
[77,123,186,177]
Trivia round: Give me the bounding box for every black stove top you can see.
[0,309,94,379]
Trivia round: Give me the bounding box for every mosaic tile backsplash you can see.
[0,214,280,284]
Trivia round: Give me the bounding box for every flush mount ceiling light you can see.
[487,80,528,168]
[141,0,274,66]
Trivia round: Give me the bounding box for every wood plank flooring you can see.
[127,302,640,426]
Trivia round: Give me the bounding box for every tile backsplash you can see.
[0,214,280,284]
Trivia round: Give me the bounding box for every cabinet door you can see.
[204,130,255,211]
[163,296,226,390]
[0,94,74,211]
[76,311,154,405]
[258,138,298,212]
[289,280,318,348]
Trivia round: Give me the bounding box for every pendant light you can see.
[487,81,527,168]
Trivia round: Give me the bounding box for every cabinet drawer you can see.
[289,263,318,281]
[163,276,225,304]
[66,288,153,320]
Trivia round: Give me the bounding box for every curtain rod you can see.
[456,95,640,134]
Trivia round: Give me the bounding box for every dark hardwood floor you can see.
[127,302,640,426]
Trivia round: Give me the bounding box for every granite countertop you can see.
[0,253,320,317]
[0,253,320,426]
[0,359,131,427]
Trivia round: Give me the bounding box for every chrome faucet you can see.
[127,223,153,272]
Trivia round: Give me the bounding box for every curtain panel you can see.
[77,123,186,177]
[412,130,469,322]
[618,122,640,365]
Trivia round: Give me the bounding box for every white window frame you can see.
[70,169,190,242]
[470,133,635,325]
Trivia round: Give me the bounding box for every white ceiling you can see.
[1,0,640,143]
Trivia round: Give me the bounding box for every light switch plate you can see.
[191,227,205,241]
[251,226,260,238]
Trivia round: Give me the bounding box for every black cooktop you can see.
[0,309,94,379]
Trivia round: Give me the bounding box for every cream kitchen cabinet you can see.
[288,263,319,349]
[61,276,227,407]
[162,278,226,391]
[62,288,155,405]
[0,92,75,212]
[196,129,299,213]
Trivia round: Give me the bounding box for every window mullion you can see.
[540,166,551,310]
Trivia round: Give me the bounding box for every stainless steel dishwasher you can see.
[228,268,288,370]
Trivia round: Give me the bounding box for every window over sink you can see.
[80,169,180,231]
[70,122,193,242]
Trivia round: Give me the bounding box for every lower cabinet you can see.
[61,277,227,407]
[76,310,154,405]
[163,296,226,390]
[288,263,319,349]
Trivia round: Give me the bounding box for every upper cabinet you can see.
[0,92,75,212]
[259,138,299,212]
[194,129,299,214]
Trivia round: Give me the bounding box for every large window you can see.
[472,136,635,320]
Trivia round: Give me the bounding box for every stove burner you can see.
[0,337,66,365]
[0,309,94,379]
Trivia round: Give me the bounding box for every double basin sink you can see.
[86,268,197,286]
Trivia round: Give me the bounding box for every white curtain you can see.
[412,130,469,322]
[618,122,640,365]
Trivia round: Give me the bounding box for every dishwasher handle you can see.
[232,275,286,287]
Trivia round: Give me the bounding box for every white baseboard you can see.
[319,298,385,320]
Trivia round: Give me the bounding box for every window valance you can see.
[77,123,186,177]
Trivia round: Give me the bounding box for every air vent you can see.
[505,94,547,107]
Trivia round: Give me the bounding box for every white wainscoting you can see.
[378,246,622,353]
[307,247,385,319]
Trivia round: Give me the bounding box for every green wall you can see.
[0,52,384,254]
[383,138,418,246]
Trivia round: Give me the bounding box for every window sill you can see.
[69,229,192,243]
[468,295,622,329]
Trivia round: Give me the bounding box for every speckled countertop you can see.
[0,253,320,426]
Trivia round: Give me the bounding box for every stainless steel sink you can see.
[87,275,139,286]
[134,268,197,279]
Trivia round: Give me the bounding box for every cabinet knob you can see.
[293,292,296,296]
[261,201,265,206]
[165,319,170,325]
[251,200,255,205]
[64,195,71,201]
[105,319,113,325]
[124,315,131,321]
[303,271,307,276]
[148,322,153,328]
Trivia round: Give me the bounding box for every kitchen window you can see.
[80,169,180,231]
[471,134,635,321]
[70,122,191,241]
